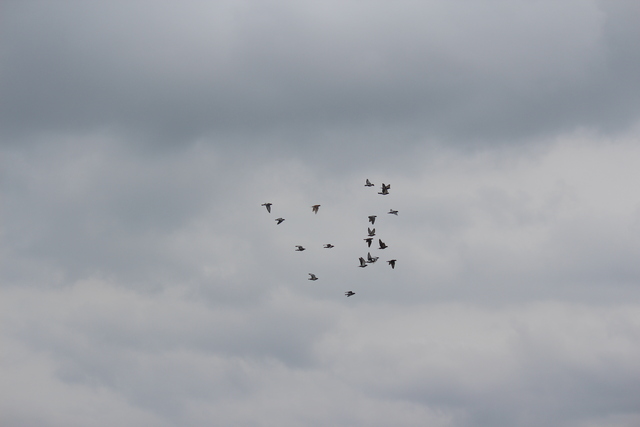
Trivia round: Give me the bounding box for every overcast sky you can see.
[2,1,640,426]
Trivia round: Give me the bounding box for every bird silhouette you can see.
[295,245,306,251]
[378,183,390,195]
[323,244,335,248]
[364,238,373,247]
[388,209,398,215]
[358,257,368,268]
[308,273,318,281]
[311,204,321,214]
[262,203,272,213]
[368,215,377,225]
[387,259,396,269]
[367,252,379,263]
[345,291,355,297]
[365,179,374,187]
[275,218,285,224]
[378,239,388,249]
[367,227,376,237]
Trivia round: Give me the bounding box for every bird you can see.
[308,273,318,281]
[365,179,374,187]
[367,227,375,237]
[311,204,321,214]
[387,259,396,269]
[388,209,398,215]
[364,238,373,247]
[358,257,368,268]
[368,215,377,225]
[275,218,285,224]
[262,203,272,213]
[323,244,335,248]
[295,245,306,251]
[345,291,355,297]
[379,183,390,195]
[378,239,388,249]
[367,252,379,263]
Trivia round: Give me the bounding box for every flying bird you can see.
[311,204,321,214]
[365,179,374,187]
[368,215,377,225]
[387,259,396,269]
[275,218,285,224]
[358,257,368,268]
[323,244,335,248]
[367,252,379,263]
[367,227,376,237]
[308,273,318,281]
[261,203,272,213]
[388,209,398,215]
[379,183,390,195]
[345,291,355,297]
[295,245,306,251]
[378,239,388,249]
[364,238,373,247]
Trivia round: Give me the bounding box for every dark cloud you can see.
[2,1,639,149]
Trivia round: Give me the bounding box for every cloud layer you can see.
[2,1,640,426]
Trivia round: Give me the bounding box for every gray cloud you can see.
[2,2,640,427]
[2,1,639,149]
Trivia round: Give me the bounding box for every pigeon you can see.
[311,204,321,214]
[367,227,376,237]
[379,183,390,195]
[378,239,388,249]
[345,291,356,297]
[262,203,272,213]
[308,273,318,281]
[323,244,335,248]
[295,245,306,251]
[367,252,379,263]
[365,179,374,187]
[358,257,368,268]
[388,209,398,215]
[275,218,285,225]
[387,259,397,269]
[368,215,377,225]
[364,238,373,247]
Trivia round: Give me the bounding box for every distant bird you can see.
[365,179,374,187]
[388,209,398,215]
[364,238,373,247]
[378,239,388,249]
[295,245,306,251]
[275,218,285,225]
[311,204,321,214]
[323,244,335,248]
[262,203,272,213]
[387,259,396,269]
[358,257,368,268]
[308,273,318,281]
[379,183,390,195]
[367,227,376,237]
[345,291,356,297]
[367,252,379,263]
[368,215,377,225]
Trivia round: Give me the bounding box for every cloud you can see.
[2,2,640,426]
[2,1,639,147]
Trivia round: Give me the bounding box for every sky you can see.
[2,1,640,426]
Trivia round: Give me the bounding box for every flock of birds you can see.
[261,179,398,297]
